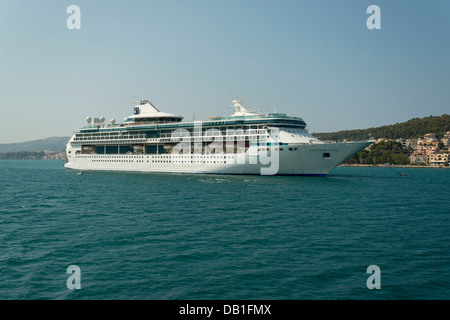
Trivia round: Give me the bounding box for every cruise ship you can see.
[64,98,372,175]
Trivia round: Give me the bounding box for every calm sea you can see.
[0,160,449,300]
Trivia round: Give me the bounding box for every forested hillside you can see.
[315,114,450,141]
[344,141,410,165]
[0,136,70,153]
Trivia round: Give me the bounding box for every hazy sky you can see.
[0,0,449,143]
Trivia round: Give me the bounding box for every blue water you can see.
[0,160,449,299]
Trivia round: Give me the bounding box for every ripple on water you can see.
[0,161,449,299]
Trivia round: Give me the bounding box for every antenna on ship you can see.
[228,93,236,112]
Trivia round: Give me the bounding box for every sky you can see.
[0,0,449,143]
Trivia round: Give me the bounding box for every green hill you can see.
[345,140,410,165]
[0,136,70,153]
[314,114,450,141]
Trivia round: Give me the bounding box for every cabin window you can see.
[322,152,331,158]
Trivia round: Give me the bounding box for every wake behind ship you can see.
[65,98,372,175]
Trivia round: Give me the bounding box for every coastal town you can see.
[406,131,450,166]
[0,150,67,161]
[366,131,450,167]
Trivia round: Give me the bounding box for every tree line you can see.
[315,114,450,142]
[0,151,46,159]
[344,141,410,165]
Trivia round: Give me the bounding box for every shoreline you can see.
[1,159,448,169]
[339,164,449,169]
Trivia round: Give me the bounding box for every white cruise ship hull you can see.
[64,141,371,176]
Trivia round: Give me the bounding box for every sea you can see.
[0,160,449,300]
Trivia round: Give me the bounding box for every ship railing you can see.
[159,134,264,143]
[71,137,147,145]
[73,134,146,141]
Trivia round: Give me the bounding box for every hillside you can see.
[1,114,449,154]
[345,140,410,165]
[314,114,450,141]
[0,136,70,153]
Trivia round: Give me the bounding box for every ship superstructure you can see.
[65,98,372,175]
